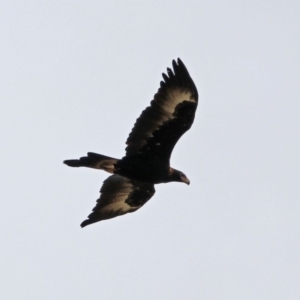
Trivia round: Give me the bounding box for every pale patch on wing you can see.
[125,58,198,158]
[156,87,196,116]
[127,88,195,151]
[97,196,135,215]
[80,175,155,227]
[99,175,135,212]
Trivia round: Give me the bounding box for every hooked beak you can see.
[182,177,190,185]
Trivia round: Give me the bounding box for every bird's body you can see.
[64,58,198,227]
[115,156,170,184]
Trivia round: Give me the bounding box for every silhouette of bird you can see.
[64,58,198,227]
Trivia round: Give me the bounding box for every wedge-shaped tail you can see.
[64,152,119,174]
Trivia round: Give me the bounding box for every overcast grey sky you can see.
[1,1,299,299]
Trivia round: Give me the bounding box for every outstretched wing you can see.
[125,58,198,161]
[80,175,155,227]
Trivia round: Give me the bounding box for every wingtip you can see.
[80,220,89,228]
[172,57,183,65]
[80,216,100,227]
[177,57,183,65]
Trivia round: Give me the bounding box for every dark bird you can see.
[64,58,198,227]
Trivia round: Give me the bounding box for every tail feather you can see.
[64,152,119,174]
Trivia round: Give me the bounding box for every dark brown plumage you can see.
[64,58,198,227]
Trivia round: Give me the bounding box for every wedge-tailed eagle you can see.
[64,58,198,227]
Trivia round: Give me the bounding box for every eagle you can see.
[64,58,198,227]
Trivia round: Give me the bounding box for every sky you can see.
[1,1,299,299]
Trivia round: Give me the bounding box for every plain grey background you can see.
[1,1,299,299]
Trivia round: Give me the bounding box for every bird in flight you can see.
[64,58,198,227]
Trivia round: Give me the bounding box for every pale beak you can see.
[182,177,190,185]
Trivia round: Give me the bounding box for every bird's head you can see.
[168,168,190,185]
